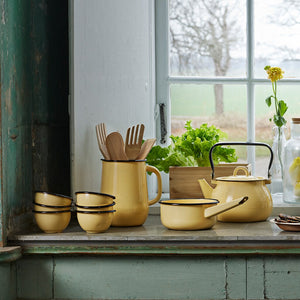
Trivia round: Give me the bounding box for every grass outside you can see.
[170,84,300,162]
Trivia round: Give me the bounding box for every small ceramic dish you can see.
[270,218,300,232]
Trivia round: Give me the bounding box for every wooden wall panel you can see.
[0,0,69,244]
[16,256,53,299]
[0,263,16,300]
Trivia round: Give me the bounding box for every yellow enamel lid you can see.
[215,166,266,182]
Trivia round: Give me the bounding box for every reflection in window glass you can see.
[169,0,246,77]
[254,0,300,78]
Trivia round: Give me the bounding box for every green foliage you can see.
[146,121,237,173]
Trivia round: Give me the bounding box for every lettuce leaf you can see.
[146,121,237,173]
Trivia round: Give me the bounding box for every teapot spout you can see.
[198,179,214,198]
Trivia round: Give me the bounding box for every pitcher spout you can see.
[198,179,214,198]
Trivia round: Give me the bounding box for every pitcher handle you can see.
[209,142,273,180]
[146,165,162,206]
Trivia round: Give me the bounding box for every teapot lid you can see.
[215,166,266,182]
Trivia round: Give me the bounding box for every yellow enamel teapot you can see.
[198,142,273,222]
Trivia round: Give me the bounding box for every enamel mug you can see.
[100,160,162,226]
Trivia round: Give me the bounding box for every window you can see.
[155,0,300,178]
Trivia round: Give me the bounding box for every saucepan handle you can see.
[204,196,248,218]
[209,142,273,180]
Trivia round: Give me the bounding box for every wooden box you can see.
[169,164,250,199]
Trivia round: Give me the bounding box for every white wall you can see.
[70,0,156,194]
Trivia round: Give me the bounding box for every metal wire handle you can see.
[209,142,273,179]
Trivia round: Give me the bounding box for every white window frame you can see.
[155,0,300,168]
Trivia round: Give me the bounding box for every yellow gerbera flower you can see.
[264,66,284,82]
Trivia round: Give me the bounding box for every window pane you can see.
[171,83,247,136]
[254,0,300,78]
[255,84,300,176]
[169,0,246,77]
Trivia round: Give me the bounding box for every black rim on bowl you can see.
[32,210,71,214]
[159,198,219,206]
[75,201,115,209]
[75,191,115,199]
[34,191,73,200]
[33,202,72,209]
[76,209,116,214]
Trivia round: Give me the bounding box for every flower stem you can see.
[277,126,284,181]
[272,81,278,115]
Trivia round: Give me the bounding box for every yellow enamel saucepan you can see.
[159,196,248,230]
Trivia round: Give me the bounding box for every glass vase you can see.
[270,125,286,198]
[283,118,300,203]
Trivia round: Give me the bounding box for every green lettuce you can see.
[146,121,237,173]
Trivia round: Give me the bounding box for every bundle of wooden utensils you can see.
[95,123,156,161]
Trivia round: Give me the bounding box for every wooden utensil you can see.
[95,123,110,160]
[125,124,145,160]
[136,138,156,160]
[106,132,128,160]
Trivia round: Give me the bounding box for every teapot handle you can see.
[209,142,273,180]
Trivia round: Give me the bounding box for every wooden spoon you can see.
[106,132,128,160]
[136,138,156,160]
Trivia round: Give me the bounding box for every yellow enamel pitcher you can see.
[100,159,162,226]
[198,142,273,222]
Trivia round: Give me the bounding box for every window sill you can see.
[0,246,22,263]
[7,201,300,256]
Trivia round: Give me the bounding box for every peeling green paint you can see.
[0,0,69,245]
[20,244,300,256]
[0,246,21,262]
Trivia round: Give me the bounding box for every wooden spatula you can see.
[136,138,156,160]
[106,132,128,160]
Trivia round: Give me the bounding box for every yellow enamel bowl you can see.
[33,210,71,233]
[77,210,116,233]
[75,191,115,207]
[75,201,115,212]
[33,202,72,212]
[35,191,72,207]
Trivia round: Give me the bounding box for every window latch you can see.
[159,103,167,144]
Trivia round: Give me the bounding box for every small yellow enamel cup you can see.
[35,191,72,207]
[75,191,115,206]
[33,210,71,233]
[77,210,115,233]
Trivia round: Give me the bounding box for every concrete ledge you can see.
[8,213,300,256]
